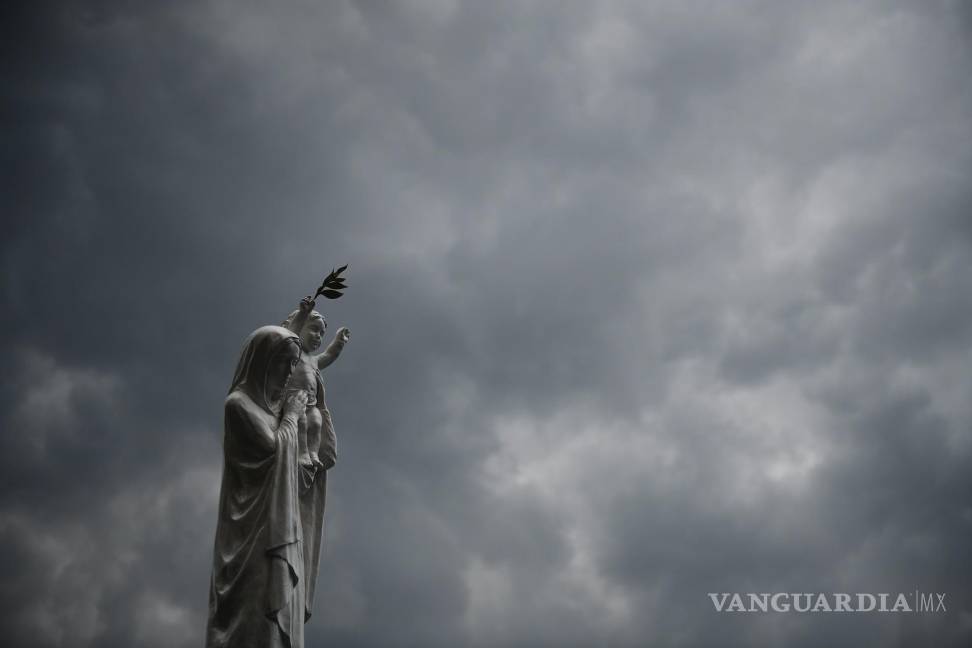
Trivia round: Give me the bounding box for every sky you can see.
[2,1,972,646]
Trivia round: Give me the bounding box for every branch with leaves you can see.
[314,264,349,300]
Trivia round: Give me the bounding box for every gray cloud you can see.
[2,1,971,646]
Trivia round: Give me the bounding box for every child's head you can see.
[283,309,327,352]
[300,313,326,352]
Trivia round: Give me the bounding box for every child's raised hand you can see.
[299,295,316,313]
[336,327,351,344]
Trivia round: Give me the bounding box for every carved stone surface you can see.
[206,297,351,648]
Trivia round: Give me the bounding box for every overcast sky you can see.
[2,1,972,646]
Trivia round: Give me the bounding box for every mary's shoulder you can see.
[225,390,258,417]
[223,390,275,451]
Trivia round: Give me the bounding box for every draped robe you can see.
[298,385,332,621]
[207,327,310,648]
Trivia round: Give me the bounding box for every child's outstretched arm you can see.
[286,296,315,334]
[315,327,351,369]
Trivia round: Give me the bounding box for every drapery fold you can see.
[207,326,308,648]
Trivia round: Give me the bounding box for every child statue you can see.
[282,296,351,471]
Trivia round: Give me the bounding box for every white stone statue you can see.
[207,268,351,648]
[281,296,351,472]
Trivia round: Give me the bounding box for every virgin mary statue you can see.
[206,325,311,648]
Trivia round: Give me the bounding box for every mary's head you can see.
[229,325,301,414]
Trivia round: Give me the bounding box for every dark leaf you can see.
[313,264,349,297]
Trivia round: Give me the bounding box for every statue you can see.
[207,268,351,648]
[281,296,351,472]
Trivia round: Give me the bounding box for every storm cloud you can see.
[2,1,972,646]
